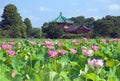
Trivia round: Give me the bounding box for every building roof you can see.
[51,12,74,23]
[66,25,91,32]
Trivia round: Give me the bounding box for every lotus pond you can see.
[0,38,120,81]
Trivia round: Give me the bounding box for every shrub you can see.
[61,33,94,39]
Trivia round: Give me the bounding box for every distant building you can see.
[51,12,91,34]
[66,25,91,34]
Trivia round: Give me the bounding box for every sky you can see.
[0,0,120,28]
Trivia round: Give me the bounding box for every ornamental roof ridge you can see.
[51,12,74,23]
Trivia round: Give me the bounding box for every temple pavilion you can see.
[51,12,74,32]
[51,12,91,33]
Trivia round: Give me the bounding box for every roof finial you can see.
[60,12,62,16]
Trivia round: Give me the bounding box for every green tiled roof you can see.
[51,12,74,23]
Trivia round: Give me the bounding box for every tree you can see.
[70,16,85,26]
[94,20,114,37]
[31,28,41,38]
[0,28,2,38]
[1,4,23,37]
[2,30,10,38]
[20,24,27,38]
[24,18,32,37]
[111,27,120,38]
[41,22,49,33]
[42,23,63,39]
[83,17,95,29]
[0,21,1,28]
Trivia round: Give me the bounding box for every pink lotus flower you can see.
[88,59,104,67]
[73,40,78,46]
[29,41,36,45]
[91,45,98,51]
[7,50,15,56]
[83,37,87,42]
[1,45,12,50]
[82,49,93,56]
[57,43,62,47]
[43,41,54,49]
[2,41,6,45]
[48,50,57,58]
[7,45,12,49]
[9,42,16,45]
[70,48,77,54]
[100,39,106,43]
[58,49,66,55]
[1,45,7,50]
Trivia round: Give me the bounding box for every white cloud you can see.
[107,4,120,11]
[40,6,48,12]
[39,6,55,12]
[40,7,44,11]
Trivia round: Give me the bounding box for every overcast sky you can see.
[0,0,120,27]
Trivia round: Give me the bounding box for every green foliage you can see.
[94,20,114,37]
[20,24,27,38]
[111,27,120,38]
[31,28,41,38]
[70,16,95,30]
[42,22,63,39]
[0,38,120,81]
[0,4,23,38]
[70,15,120,38]
[0,28,2,37]
[70,16,85,26]
[62,33,93,39]
[41,22,49,33]
[83,17,95,29]
[24,18,32,37]
[9,25,22,38]
[0,29,10,38]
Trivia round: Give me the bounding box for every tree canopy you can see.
[1,4,23,37]
[42,23,63,39]
[0,4,41,38]
[24,18,32,37]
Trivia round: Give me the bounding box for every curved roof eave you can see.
[51,12,74,23]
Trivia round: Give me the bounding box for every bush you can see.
[61,33,94,39]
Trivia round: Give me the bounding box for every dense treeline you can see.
[70,15,120,38]
[0,4,40,38]
[70,16,95,29]
[42,15,120,38]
